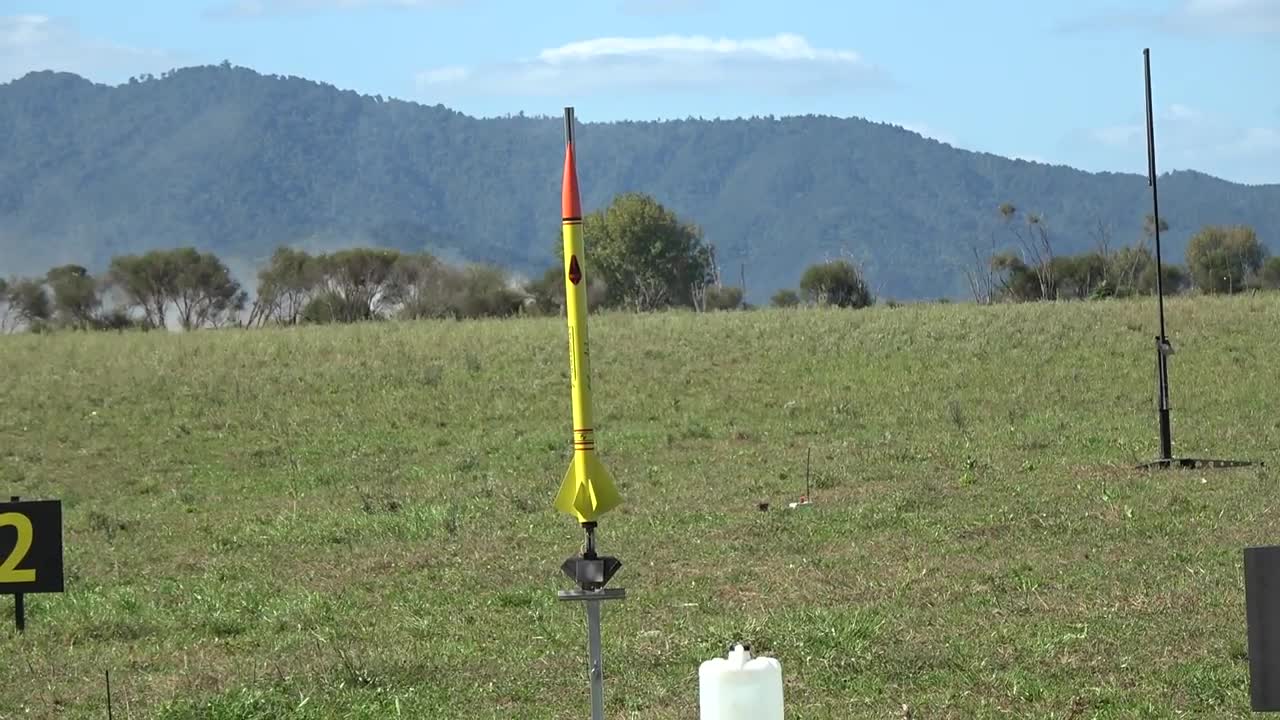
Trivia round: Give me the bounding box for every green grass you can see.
[1,294,1278,718]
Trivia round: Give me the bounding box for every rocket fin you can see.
[554,453,622,523]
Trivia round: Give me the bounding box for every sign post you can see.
[1,496,65,631]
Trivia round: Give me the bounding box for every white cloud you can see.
[207,0,462,18]
[415,33,886,98]
[1084,103,1280,184]
[0,15,177,84]
[1170,0,1280,34]
[1091,124,1143,147]
[1060,0,1280,35]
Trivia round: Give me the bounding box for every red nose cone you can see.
[562,143,582,220]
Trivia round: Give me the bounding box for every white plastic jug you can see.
[698,644,784,719]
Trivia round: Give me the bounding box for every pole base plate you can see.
[1136,457,1260,470]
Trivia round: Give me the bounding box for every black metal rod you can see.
[1144,48,1173,461]
[106,670,114,720]
[1159,407,1173,461]
[582,521,597,559]
[10,495,22,633]
[1144,48,1167,338]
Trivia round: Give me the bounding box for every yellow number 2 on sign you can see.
[0,512,36,583]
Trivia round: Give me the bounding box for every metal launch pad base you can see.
[558,520,625,720]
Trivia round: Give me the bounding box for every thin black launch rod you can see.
[1144,48,1173,462]
[1144,48,1167,341]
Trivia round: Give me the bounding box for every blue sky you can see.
[2,0,1278,184]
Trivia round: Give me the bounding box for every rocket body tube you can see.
[553,107,621,524]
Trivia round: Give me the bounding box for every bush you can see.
[301,291,372,324]
[704,286,744,311]
[799,260,873,308]
[524,266,608,317]
[1259,257,1280,291]
[770,289,800,308]
[95,307,144,331]
[1139,262,1189,296]
[451,264,528,319]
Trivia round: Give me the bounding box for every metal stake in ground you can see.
[1135,48,1256,471]
[558,522,624,720]
[10,495,24,633]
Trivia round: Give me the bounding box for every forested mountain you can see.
[2,64,1278,301]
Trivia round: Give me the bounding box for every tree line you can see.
[0,193,877,334]
[963,203,1279,304]
[5,192,1274,334]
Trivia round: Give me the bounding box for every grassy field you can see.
[1,294,1277,719]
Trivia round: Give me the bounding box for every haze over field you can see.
[1,1,1277,300]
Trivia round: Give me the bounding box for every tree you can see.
[392,252,460,320]
[45,264,101,329]
[109,251,177,329]
[1185,225,1267,294]
[799,259,873,308]
[106,248,245,330]
[318,248,402,321]
[962,231,999,305]
[0,277,12,332]
[6,278,51,327]
[999,203,1056,300]
[165,249,243,330]
[251,247,321,326]
[581,192,715,312]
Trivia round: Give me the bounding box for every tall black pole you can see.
[1144,48,1173,462]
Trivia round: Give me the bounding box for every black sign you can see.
[0,499,63,594]
[1246,545,1280,712]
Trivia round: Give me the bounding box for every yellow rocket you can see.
[553,107,622,524]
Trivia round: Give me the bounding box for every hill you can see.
[0,296,1275,717]
[2,64,1279,301]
